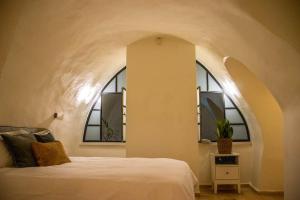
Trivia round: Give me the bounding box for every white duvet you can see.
[0,157,198,200]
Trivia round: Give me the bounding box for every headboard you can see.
[0,126,49,133]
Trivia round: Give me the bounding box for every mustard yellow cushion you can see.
[31,141,71,166]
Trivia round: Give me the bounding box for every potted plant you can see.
[216,119,233,154]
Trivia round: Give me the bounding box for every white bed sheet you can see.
[0,157,198,200]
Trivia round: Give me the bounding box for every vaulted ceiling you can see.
[1,1,300,198]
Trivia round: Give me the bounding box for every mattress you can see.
[0,157,198,200]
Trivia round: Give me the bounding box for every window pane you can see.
[232,125,248,140]
[94,97,101,110]
[123,125,126,141]
[200,92,225,141]
[88,110,100,125]
[224,95,234,108]
[198,125,201,141]
[103,78,116,93]
[196,88,200,105]
[123,115,126,124]
[122,89,126,106]
[101,93,123,142]
[225,109,243,123]
[196,65,207,91]
[208,75,222,92]
[117,70,126,92]
[85,126,100,141]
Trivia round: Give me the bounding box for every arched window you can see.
[196,61,250,142]
[83,67,126,142]
[83,61,250,142]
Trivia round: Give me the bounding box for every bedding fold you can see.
[0,157,198,200]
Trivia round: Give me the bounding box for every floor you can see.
[196,185,283,200]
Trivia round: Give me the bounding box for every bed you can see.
[0,156,198,200]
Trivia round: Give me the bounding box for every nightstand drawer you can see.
[216,166,239,179]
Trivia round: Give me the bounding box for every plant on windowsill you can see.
[216,119,233,154]
[102,119,114,141]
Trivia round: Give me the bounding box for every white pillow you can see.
[33,129,51,135]
[0,130,29,168]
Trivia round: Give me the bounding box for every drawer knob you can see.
[226,171,229,175]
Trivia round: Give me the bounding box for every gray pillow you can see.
[0,130,29,167]
[0,140,13,167]
[1,134,37,167]
[34,132,55,143]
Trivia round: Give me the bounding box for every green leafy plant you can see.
[216,119,233,139]
[102,119,114,141]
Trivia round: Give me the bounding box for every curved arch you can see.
[1,1,299,195]
[224,56,283,190]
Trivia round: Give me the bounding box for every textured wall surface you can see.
[225,57,284,191]
[126,35,200,178]
[1,0,299,198]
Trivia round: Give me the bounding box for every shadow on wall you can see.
[224,57,284,191]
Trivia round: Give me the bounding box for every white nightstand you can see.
[210,152,240,194]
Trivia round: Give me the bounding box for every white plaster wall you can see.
[225,57,284,191]
[126,35,201,178]
[1,0,299,197]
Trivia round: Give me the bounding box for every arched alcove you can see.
[224,56,283,191]
[1,1,299,197]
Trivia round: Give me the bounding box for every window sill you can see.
[80,142,126,146]
[198,141,252,145]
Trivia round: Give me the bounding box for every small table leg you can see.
[237,184,241,194]
[214,183,218,194]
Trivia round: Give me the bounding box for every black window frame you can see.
[83,61,250,143]
[196,61,250,142]
[83,67,126,142]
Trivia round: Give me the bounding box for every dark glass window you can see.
[83,67,126,142]
[200,92,225,141]
[196,61,250,142]
[83,61,250,142]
